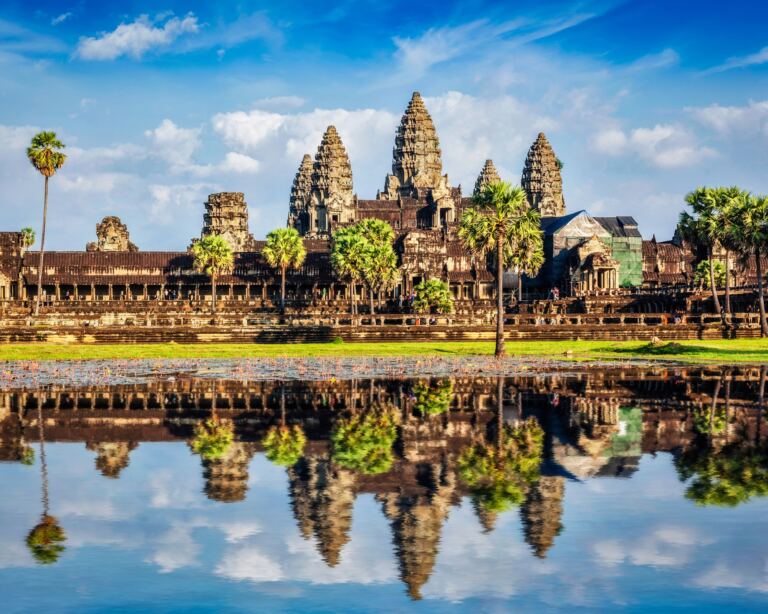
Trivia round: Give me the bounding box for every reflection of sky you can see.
[2,444,768,612]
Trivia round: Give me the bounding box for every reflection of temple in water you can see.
[1,367,766,596]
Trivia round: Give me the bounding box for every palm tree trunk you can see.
[369,285,374,318]
[211,272,217,314]
[724,250,731,315]
[350,282,356,315]
[34,176,49,316]
[280,264,286,312]
[496,376,504,449]
[708,245,721,316]
[517,270,522,302]
[495,240,505,357]
[757,248,767,337]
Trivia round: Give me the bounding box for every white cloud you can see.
[148,525,201,573]
[51,12,73,27]
[591,123,715,168]
[689,99,768,136]
[75,14,199,61]
[145,119,202,168]
[710,46,768,73]
[148,182,216,225]
[626,48,679,72]
[592,525,712,569]
[220,152,260,174]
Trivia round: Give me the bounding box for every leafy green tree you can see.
[331,226,369,316]
[459,181,542,356]
[262,227,307,311]
[413,380,453,417]
[191,235,234,313]
[357,219,399,315]
[20,227,35,249]
[413,278,453,314]
[694,259,726,290]
[458,417,544,513]
[505,222,544,301]
[331,406,399,475]
[191,415,234,461]
[27,132,66,316]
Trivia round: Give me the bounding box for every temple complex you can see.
[0,90,766,337]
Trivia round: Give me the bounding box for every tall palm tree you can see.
[680,188,722,317]
[733,194,768,336]
[27,132,66,316]
[262,227,307,311]
[331,226,369,316]
[459,181,542,357]
[716,187,747,316]
[506,223,544,302]
[357,219,398,316]
[191,235,234,314]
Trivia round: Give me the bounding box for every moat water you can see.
[1,361,768,612]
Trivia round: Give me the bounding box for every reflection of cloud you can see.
[215,546,284,582]
[148,525,200,573]
[223,521,261,543]
[593,525,711,568]
[695,561,768,593]
[58,497,128,520]
[149,470,203,509]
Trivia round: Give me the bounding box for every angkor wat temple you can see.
[0,92,765,337]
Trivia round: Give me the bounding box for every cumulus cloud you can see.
[145,119,202,168]
[591,123,715,168]
[75,14,199,60]
[148,182,217,225]
[215,547,285,583]
[688,99,768,136]
[592,525,712,568]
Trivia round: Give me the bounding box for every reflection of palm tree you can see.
[27,394,66,564]
[459,379,544,515]
[331,403,399,475]
[265,386,307,467]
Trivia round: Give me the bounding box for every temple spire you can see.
[382,92,447,199]
[521,132,565,217]
[288,154,313,234]
[305,126,355,237]
[473,159,501,196]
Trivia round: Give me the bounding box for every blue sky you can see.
[2,0,768,249]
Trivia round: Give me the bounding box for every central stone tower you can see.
[521,133,565,218]
[381,92,451,201]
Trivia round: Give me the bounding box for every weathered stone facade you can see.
[288,154,313,235]
[86,216,138,253]
[194,192,257,252]
[522,132,565,217]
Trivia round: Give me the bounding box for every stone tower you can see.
[305,126,355,238]
[288,154,313,235]
[86,441,138,479]
[86,216,138,252]
[521,133,565,217]
[473,159,501,196]
[382,92,451,201]
[195,192,257,252]
[201,442,257,503]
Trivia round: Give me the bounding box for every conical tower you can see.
[86,441,138,479]
[473,159,501,196]
[307,126,355,237]
[382,92,448,200]
[520,476,565,558]
[521,133,565,217]
[288,154,313,235]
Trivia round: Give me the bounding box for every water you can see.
[1,363,767,612]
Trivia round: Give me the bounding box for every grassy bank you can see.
[0,339,767,363]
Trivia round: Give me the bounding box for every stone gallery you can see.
[0,92,761,309]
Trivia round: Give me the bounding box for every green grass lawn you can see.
[0,339,767,363]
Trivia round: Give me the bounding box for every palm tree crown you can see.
[262,227,306,310]
[27,132,66,178]
[191,235,234,313]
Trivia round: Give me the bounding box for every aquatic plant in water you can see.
[191,416,234,461]
[331,406,399,475]
[459,418,544,512]
[264,425,307,467]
